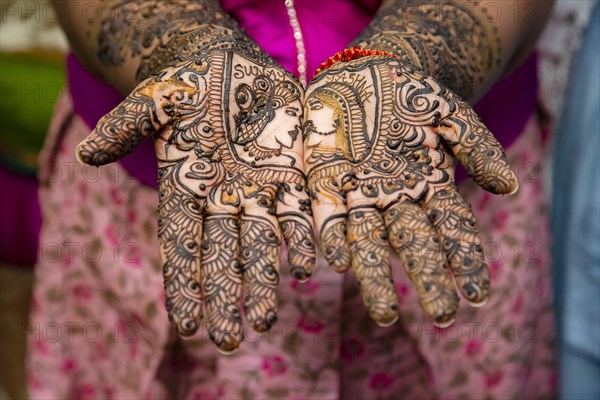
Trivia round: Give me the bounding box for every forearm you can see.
[352,0,553,101]
[52,0,265,94]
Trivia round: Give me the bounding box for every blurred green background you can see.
[1,51,64,175]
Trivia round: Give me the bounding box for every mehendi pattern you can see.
[77,49,315,352]
[96,0,268,80]
[305,56,517,327]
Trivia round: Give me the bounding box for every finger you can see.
[157,165,203,336]
[346,202,399,327]
[76,79,162,166]
[303,85,353,272]
[201,211,243,354]
[384,201,459,327]
[308,175,352,272]
[276,182,316,282]
[436,99,518,195]
[424,185,490,306]
[240,196,281,332]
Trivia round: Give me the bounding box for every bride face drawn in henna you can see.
[304,56,517,327]
[305,94,345,151]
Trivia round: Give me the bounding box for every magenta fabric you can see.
[474,52,539,138]
[67,54,158,188]
[67,54,123,133]
[65,0,539,189]
[0,166,41,266]
[220,0,382,78]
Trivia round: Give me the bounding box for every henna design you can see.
[76,88,159,165]
[305,56,517,327]
[346,206,398,326]
[97,0,268,80]
[275,187,316,281]
[77,49,315,352]
[425,185,490,306]
[352,0,501,100]
[384,201,459,326]
[320,218,352,273]
[157,164,204,336]
[201,213,242,354]
[240,209,281,332]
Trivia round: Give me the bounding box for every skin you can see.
[305,0,553,327]
[53,0,316,354]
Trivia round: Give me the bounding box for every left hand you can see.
[304,56,518,327]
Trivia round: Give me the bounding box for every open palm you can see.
[304,57,518,327]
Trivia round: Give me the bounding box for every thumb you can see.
[76,78,162,166]
[436,96,519,195]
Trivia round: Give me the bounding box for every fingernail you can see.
[433,317,456,329]
[291,267,310,282]
[330,261,350,273]
[75,142,86,165]
[508,178,519,195]
[216,346,239,356]
[468,297,489,308]
[374,314,399,328]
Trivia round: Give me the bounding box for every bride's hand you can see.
[304,56,518,327]
[77,49,316,353]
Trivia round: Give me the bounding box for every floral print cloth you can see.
[27,94,556,399]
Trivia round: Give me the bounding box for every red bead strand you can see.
[314,46,398,76]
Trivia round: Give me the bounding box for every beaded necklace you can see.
[284,0,307,87]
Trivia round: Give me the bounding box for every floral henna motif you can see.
[239,211,281,332]
[304,56,517,327]
[425,186,490,306]
[77,49,315,352]
[346,206,398,326]
[157,164,204,337]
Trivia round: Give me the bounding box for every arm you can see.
[352,0,554,101]
[51,0,266,93]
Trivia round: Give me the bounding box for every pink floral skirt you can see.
[27,94,556,399]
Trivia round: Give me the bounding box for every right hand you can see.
[304,56,518,328]
[76,49,316,354]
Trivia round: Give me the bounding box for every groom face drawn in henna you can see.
[229,71,303,167]
[77,49,315,354]
[304,56,518,328]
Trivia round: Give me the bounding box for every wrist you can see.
[350,1,500,101]
[140,26,268,79]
